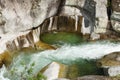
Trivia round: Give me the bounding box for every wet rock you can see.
[94,0,108,33]
[111,0,120,32]
[40,62,80,80]
[41,60,102,80]
[98,52,120,76]
[111,0,120,12]
[42,62,61,80]
[0,0,61,53]
[90,32,100,40]
[0,51,12,68]
[34,41,56,50]
[111,12,120,33]
[72,75,112,80]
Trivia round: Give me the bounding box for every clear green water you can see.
[65,59,103,79]
[40,32,85,45]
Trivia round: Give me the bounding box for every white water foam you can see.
[0,41,120,80]
[0,65,9,80]
[40,41,120,60]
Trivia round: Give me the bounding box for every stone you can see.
[0,51,12,68]
[111,12,120,33]
[34,41,56,50]
[72,75,112,80]
[98,52,120,76]
[111,0,120,32]
[0,0,61,34]
[94,0,108,33]
[90,32,100,40]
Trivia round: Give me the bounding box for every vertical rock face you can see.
[0,0,61,53]
[59,0,108,34]
[111,0,120,32]
[0,0,61,34]
[94,0,108,33]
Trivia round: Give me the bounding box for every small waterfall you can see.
[48,17,53,31]
[75,15,78,31]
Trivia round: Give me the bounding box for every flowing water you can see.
[0,41,120,80]
[0,32,120,80]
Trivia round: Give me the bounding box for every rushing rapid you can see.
[0,41,120,80]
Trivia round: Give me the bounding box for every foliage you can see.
[8,61,47,80]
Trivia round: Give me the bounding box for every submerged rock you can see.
[0,51,12,68]
[98,52,120,76]
[0,0,61,34]
[40,60,103,80]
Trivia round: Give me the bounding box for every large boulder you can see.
[41,60,103,80]
[98,52,120,76]
[41,62,81,80]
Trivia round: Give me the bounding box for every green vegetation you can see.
[41,32,84,45]
[7,61,47,80]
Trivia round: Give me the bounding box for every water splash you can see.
[48,17,53,31]
[0,41,120,80]
[0,65,9,80]
[40,41,120,62]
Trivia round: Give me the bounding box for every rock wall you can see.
[6,15,84,51]
[0,0,61,34]
[0,0,120,53]
[0,0,61,53]
[0,0,108,35]
[111,0,120,32]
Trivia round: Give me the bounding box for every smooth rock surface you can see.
[98,52,120,76]
[72,75,112,80]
